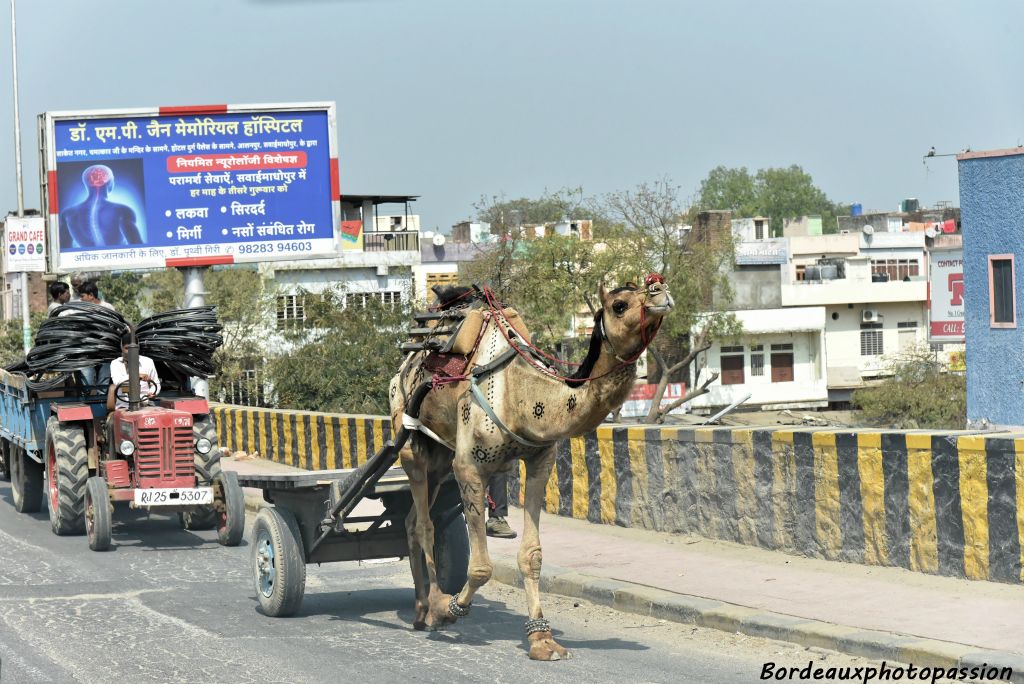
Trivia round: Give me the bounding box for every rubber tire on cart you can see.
[45,418,89,536]
[0,440,10,481]
[11,446,43,514]
[179,416,223,531]
[85,476,112,552]
[215,470,244,547]
[421,513,470,595]
[252,507,306,617]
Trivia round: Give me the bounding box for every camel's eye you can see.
[612,300,628,315]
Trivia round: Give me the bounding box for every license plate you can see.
[133,487,213,506]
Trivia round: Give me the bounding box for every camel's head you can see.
[597,273,674,361]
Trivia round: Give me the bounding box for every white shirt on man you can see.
[110,355,161,409]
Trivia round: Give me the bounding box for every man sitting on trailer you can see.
[107,333,161,411]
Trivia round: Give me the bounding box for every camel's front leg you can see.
[520,448,569,661]
[447,459,492,621]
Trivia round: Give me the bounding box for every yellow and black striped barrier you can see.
[209,404,1024,584]
[209,404,392,470]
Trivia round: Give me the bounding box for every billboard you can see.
[928,248,965,343]
[619,382,689,419]
[4,216,46,273]
[40,102,339,273]
[735,238,788,265]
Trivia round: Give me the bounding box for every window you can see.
[989,255,1016,327]
[720,346,745,385]
[930,342,944,353]
[871,259,920,282]
[795,265,806,281]
[750,344,765,377]
[276,294,305,329]
[897,321,918,352]
[754,220,766,241]
[860,323,883,356]
[345,290,403,309]
[426,272,459,291]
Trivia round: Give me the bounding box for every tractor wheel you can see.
[45,418,89,536]
[215,471,245,547]
[85,476,112,551]
[421,513,470,595]
[0,440,10,481]
[252,507,306,617]
[11,446,43,514]
[179,416,223,531]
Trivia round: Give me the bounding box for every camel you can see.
[389,275,673,660]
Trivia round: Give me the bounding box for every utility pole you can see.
[9,0,30,353]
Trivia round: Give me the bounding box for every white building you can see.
[689,222,932,412]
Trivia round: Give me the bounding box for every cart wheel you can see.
[215,471,244,547]
[252,507,306,617]
[424,513,470,595]
[11,447,43,514]
[85,476,112,552]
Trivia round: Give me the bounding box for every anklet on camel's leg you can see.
[448,596,471,617]
[525,618,551,635]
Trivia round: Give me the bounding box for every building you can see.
[957,147,1024,428]
[691,217,933,412]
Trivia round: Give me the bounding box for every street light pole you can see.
[9,0,30,353]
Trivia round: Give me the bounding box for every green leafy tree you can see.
[267,283,411,414]
[696,164,842,234]
[853,347,966,429]
[96,272,145,322]
[465,180,742,423]
[601,179,741,421]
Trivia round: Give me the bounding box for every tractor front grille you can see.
[136,425,195,484]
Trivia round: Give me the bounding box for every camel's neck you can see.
[505,341,637,442]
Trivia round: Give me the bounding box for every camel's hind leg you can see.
[401,443,430,630]
[401,439,453,630]
[520,447,569,661]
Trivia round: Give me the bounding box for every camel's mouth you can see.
[645,299,673,315]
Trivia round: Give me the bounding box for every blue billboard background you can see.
[50,107,335,270]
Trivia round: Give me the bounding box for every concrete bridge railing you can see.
[210,404,1024,584]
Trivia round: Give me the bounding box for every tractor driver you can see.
[107,333,161,411]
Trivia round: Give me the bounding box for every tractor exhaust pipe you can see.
[126,327,141,412]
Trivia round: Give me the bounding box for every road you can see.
[0,480,912,684]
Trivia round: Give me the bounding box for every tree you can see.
[853,347,966,430]
[600,179,741,421]
[96,272,145,322]
[465,180,741,423]
[696,164,842,234]
[267,283,411,414]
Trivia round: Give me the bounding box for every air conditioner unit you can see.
[862,309,881,323]
[376,265,389,277]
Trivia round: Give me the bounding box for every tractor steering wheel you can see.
[115,379,158,405]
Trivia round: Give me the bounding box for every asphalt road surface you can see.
[0,479,920,684]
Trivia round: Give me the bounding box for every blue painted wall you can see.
[958,152,1024,427]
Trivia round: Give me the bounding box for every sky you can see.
[1,0,1022,233]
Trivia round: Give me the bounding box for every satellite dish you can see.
[432,233,446,247]
[924,226,938,238]
[862,224,875,235]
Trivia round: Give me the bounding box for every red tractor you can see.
[32,337,245,551]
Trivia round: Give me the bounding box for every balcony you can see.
[364,231,420,252]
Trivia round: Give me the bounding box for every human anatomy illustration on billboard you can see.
[928,249,965,343]
[41,103,339,272]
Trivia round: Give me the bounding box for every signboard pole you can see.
[9,0,30,352]
[182,266,209,399]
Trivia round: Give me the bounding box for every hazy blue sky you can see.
[2,0,1022,231]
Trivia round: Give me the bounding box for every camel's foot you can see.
[423,592,461,630]
[413,599,429,631]
[526,621,570,661]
